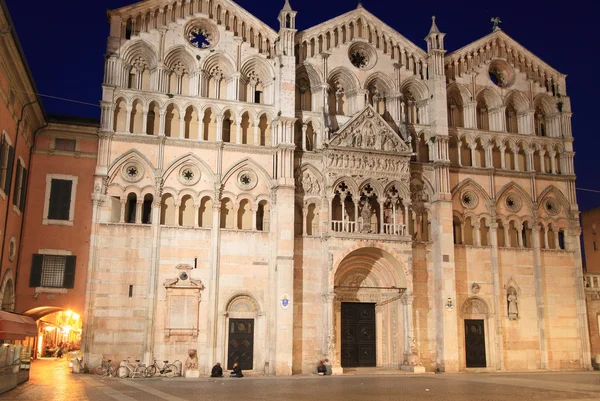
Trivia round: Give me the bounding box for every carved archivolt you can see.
[461,297,489,316]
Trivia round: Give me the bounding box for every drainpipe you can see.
[13,121,47,295]
[0,100,37,293]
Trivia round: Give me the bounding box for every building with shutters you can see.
[66,0,593,375]
[15,116,98,325]
[0,0,45,313]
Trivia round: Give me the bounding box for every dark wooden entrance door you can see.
[464,319,486,368]
[227,319,254,370]
[341,302,376,367]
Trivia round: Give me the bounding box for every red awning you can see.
[0,311,38,340]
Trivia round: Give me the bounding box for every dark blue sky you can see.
[6,0,599,210]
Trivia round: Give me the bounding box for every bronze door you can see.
[341,303,376,367]
[227,319,254,370]
[464,319,486,368]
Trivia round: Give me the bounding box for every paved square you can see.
[1,359,599,401]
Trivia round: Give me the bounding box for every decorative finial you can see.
[282,0,292,11]
[428,15,440,35]
[491,17,502,31]
[357,1,363,8]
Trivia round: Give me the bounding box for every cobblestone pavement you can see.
[1,359,599,401]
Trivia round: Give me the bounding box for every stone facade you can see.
[80,0,591,374]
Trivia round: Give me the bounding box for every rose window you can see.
[545,198,559,215]
[505,195,521,212]
[350,51,368,69]
[236,170,258,190]
[461,191,478,209]
[185,19,219,50]
[177,165,201,186]
[121,162,144,183]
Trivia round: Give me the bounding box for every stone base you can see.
[331,366,344,375]
[184,369,200,378]
[400,365,426,373]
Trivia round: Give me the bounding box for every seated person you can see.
[324,359,332,376]
[211,362,223,377]
[230,362,243,378]
[317,360,326,375]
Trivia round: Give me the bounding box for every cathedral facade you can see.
[82,0,591,374]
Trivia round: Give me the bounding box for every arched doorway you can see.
[223,294,263,372]
[460,297,495,369]
[332,247,409,369]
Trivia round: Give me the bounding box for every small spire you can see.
[282,0,292,11]
[428,16,440,35]
[357,1,363,8]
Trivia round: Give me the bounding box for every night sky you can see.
[6,0,599,210]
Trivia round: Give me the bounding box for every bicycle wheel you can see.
[164,364,177,378]
[145,365,157,378]
[95,364,108,376]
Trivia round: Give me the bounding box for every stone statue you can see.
[507,289,518,320]
[184,348,199,371]
[361,201,372,233]
[491,17,502,31]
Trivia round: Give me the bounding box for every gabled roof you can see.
[445,28,564,77]
[110,0,278,39]
[298,5,427,59]
[329,105,412,155]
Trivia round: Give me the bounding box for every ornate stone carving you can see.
[325,151,410,176]
[461,297,488,316]
[236,169,258,190]
[329,106,410,153]
[121,161,144,183]
[297,170,321,194]
[178,164,201,186]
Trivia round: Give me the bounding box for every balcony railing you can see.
[584,274,600,290]
[331,220,407,237]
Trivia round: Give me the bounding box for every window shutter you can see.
[63,256,76,288]
[48,179,73,220]
[19,167,27,211]
[0,137,5,172]
[12,162,21,205]
[29,254,44,287]
[3,145,14,194]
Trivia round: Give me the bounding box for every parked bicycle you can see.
[145,358,180,378]
[121,357,147,378]
[95,357,117,377]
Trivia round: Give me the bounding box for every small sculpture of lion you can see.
[184,348,199,371]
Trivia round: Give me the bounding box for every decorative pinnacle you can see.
[357,1,363,8]
[428,16,440,35]
[282,0,292,11]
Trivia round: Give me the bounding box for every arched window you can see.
[505,104,518,133]
[126,193,137,223]
[257,200,270,231]
[534,107,546,136]
[476,101,489,130]
[142,194,153,224]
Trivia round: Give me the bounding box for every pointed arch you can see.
[364,72,395,94]
[296,63,323,87]
[107,149,156,181]
[496,182,533,210]
[451,178,493,209]
[537,185,571,213]
[121,40,159,68]
[504,90,531,113]
[475,87,503,109]
[358,178,384,199]
[446,82,472,104]
[399,77,428,101]
[201,51,236,76]
[162,152,217,183]
[240,55,275,82]
[328,67,360,92]
[164,45,198,74]
[533,93,558,116]
[221,157,274,190]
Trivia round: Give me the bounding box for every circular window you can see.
[121,162,144,183]
[348,42,377,70]
[488,59,515,88]
[505,194,522,212]
[179,272,189,281]
[461,191,479,209]
[236,170,258,190]
[544,198,560,215]
[185,19,219,50]
[178,165,201,186]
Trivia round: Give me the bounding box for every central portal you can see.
[341,302,376,367]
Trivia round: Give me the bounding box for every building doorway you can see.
[227,318,254,370]
[464,319,486,368]
[341,302,376,367]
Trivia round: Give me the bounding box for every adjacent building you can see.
[581,207,600,367]
[75,0,591,375]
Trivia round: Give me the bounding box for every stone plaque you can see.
[169,295,195,329]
